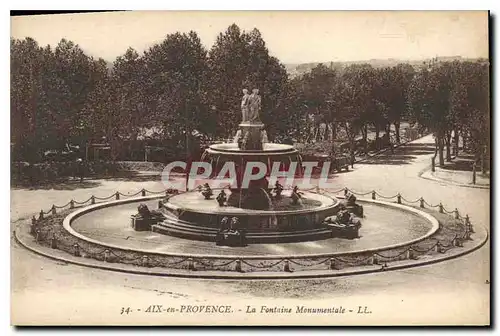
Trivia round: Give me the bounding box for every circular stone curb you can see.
[62,195,440,260]
[14,220,488,280]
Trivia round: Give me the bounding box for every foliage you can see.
[10,26,489,167]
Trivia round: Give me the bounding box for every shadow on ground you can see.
[106,172,161,182]
[440,159,473,172]
[11,179,102,191]
[360,142,436,165]
[10,171,161,190]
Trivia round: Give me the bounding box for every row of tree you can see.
[408,61,489,166]
[11,23,489,166]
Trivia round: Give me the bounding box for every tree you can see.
[207,24,288,138]
[143,31,209,158]
[372,65,416,144]
[50,39,99,144]
[408,63,454,166]
[340,64,377,154]
[11,37,44,161]
[450,61,489,170]
[298,64,338,142]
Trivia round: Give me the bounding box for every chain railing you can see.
[27,186,477,273]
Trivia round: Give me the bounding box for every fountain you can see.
[150,89,343,244]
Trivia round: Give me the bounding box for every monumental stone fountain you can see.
[146,89,360,244]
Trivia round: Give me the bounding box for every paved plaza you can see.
[11,135,490,325]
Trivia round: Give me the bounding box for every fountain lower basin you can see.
[153,189,341,243]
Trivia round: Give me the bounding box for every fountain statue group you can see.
[234,88,268,150]
[241,88,261,123]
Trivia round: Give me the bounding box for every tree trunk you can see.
[395,121,401,144]
[332,122,337,140]
[481,146,487,174]
[462,130,467,152]
[345,122,356,163]
[445,131,452,162]
[361,124,368,154]
[324,122,329,141]
[314,124,321,142]
[437,134,445,166]
[454,129,459,156]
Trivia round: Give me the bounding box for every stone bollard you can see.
[405,249,414,260]
[397,194,402,204]
[372,254,379,265]
[73,243,81,257]
[283,260,291,272]
[51,236,57,249]
[115,192,120,200]
[39,210,44,220]
[431,157,436,172]
[439,203,444,213]
[30,222,36,235]
[51,205,56,215]
[70,200,75,209]
[465,215,474,233]
[141,189,146,197]
[235,260,243,272]
[103,250,111,262]
[468,222,475,234]
[329,258,337,270]
[454,209,459,219]
[371,191,376,200]
[472,162,477,185]
[142,255,149,267]
[434,241,441,253]
[419,198,425,208]
[187,258,195,270]
[367,256,374,265]
[91,196,96,205]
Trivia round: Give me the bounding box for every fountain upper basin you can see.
[207,142,298,156]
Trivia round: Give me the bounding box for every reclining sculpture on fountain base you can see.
[131,204,165,231]
[344,192,364,217]
[323,207,362,239]
[216,217,247,247]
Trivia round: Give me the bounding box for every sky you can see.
[11,11,489,64]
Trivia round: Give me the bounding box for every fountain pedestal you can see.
[238,122,265,150]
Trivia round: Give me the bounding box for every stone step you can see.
[152,219,333,244]
[159,217,330,236]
